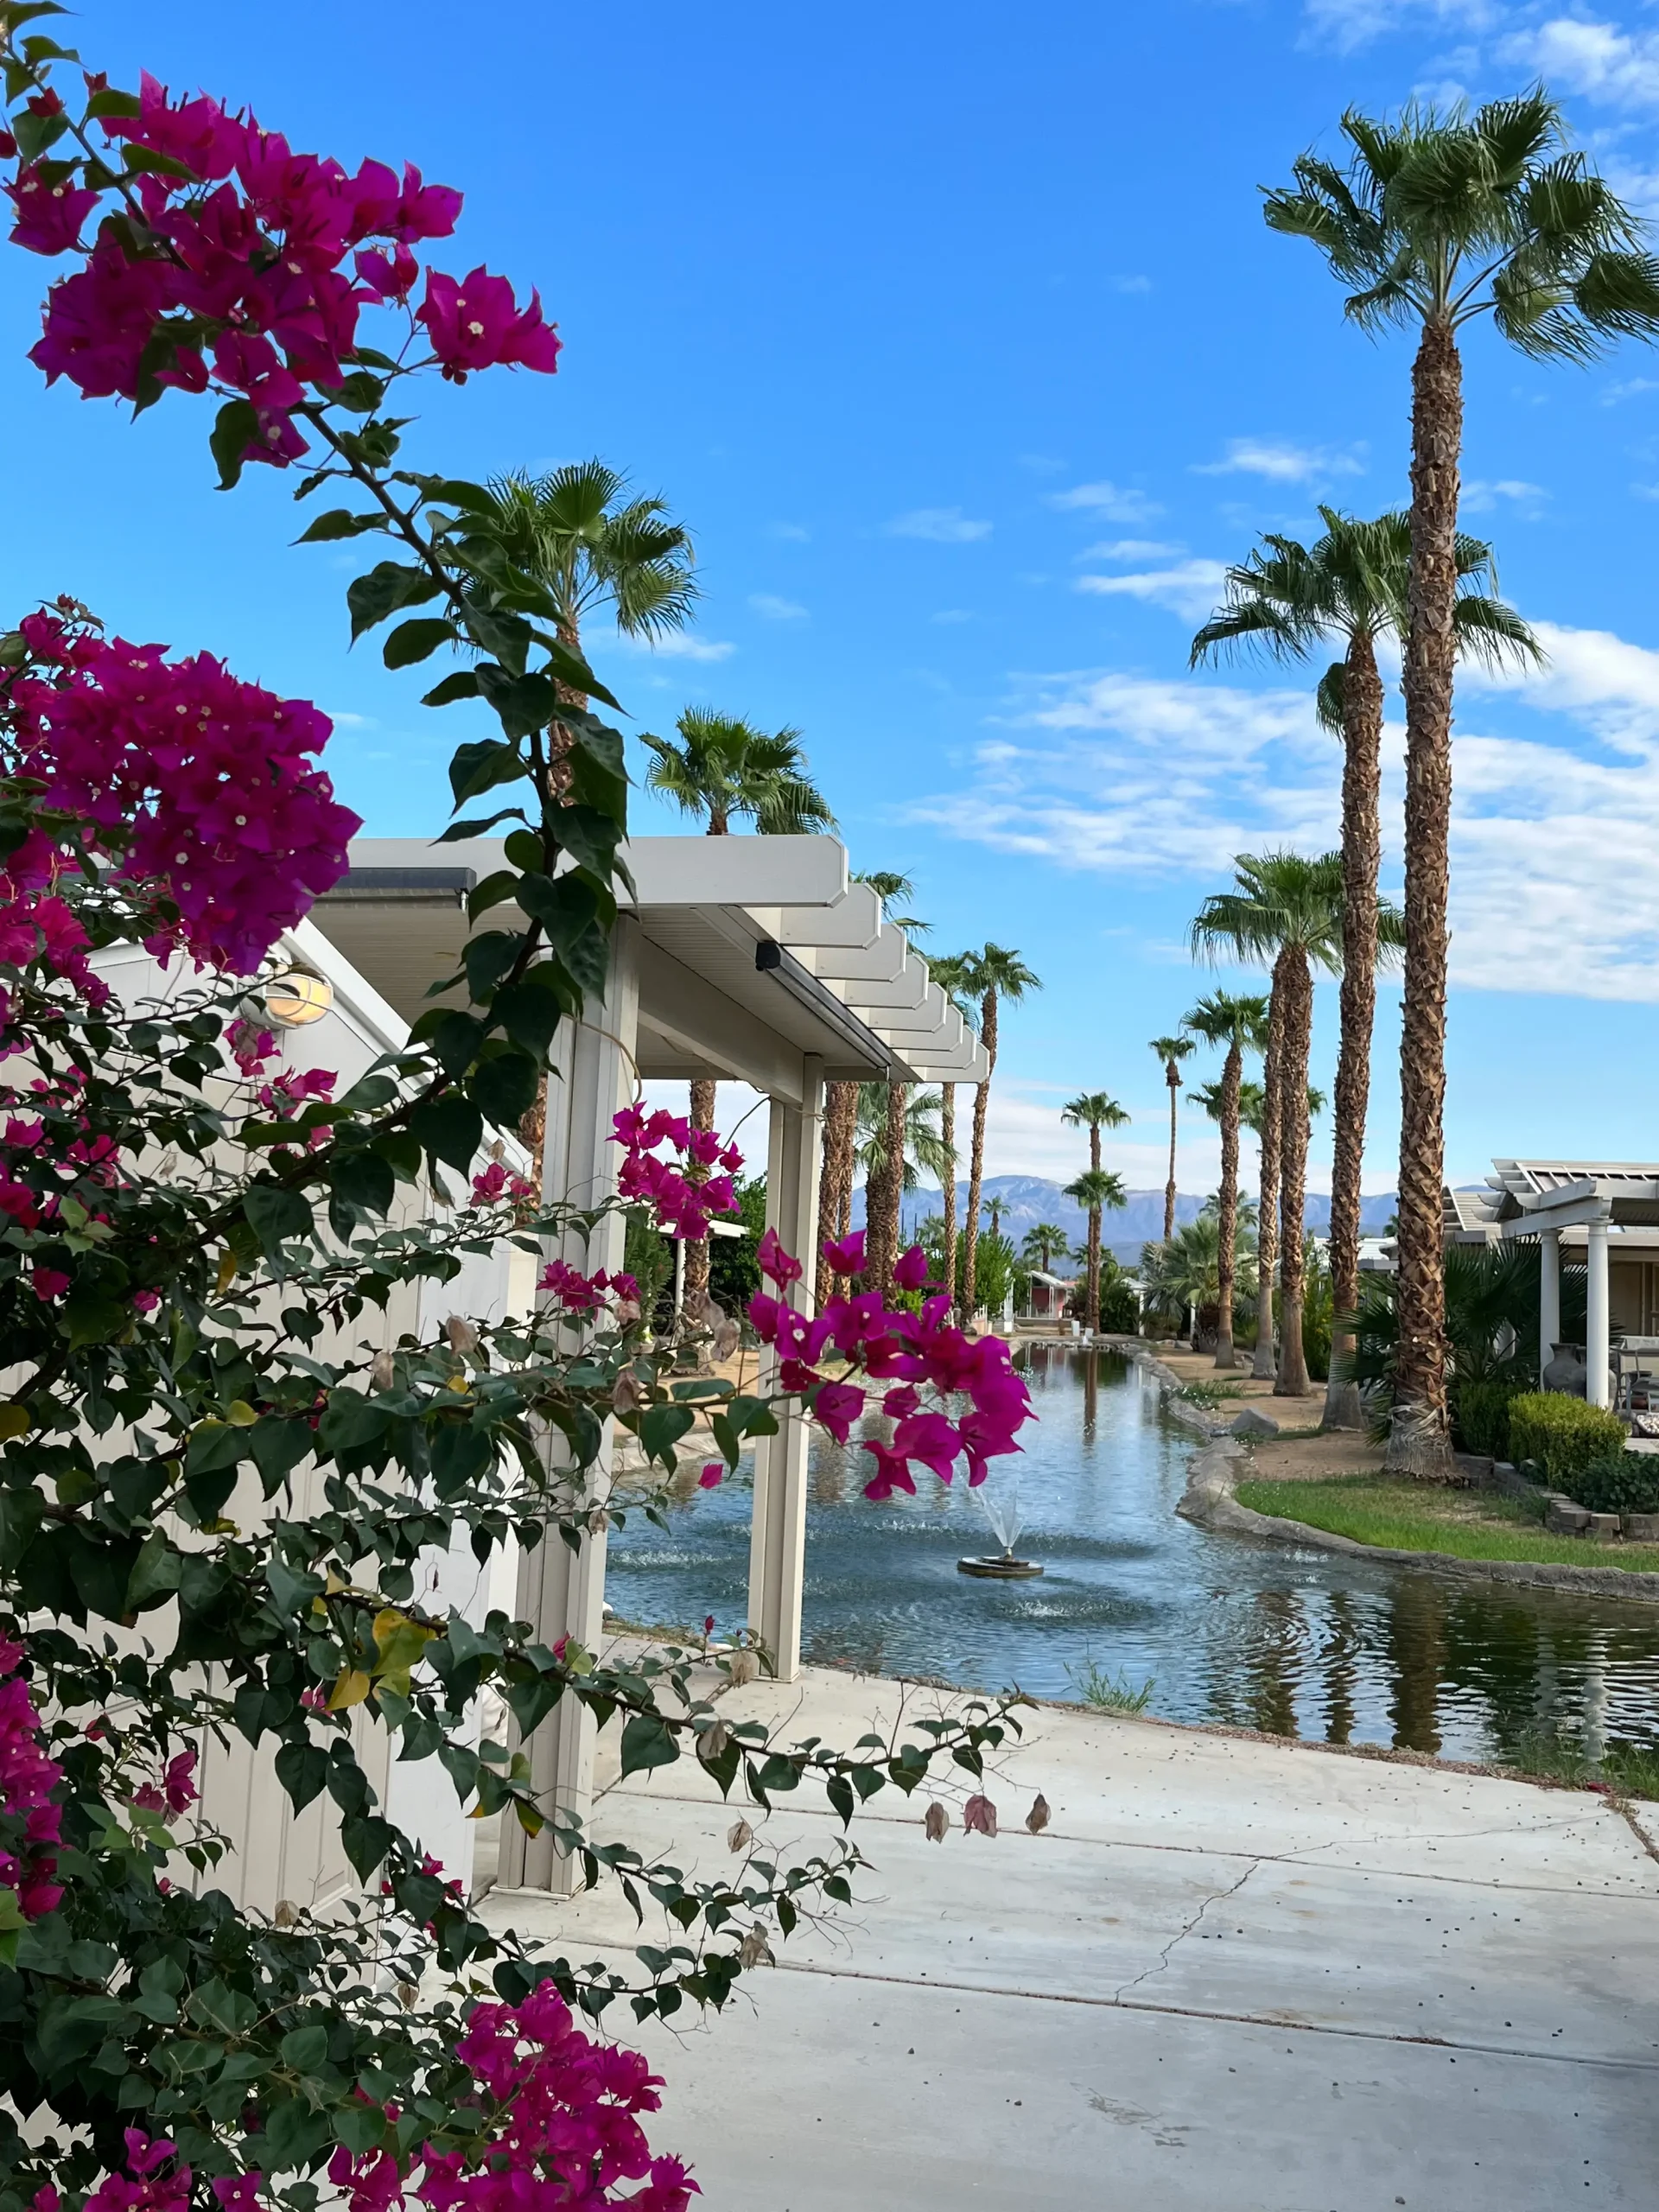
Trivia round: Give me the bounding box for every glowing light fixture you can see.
[263,969,333,1027]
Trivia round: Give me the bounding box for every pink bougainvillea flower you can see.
[416,264,563,380]
[5,163,100,256]
[698,1463,724,1490]
[29,1265,70,1302]
[892,1244,931,1292]
[756,1226,804,1288]
[860,1440,918,1502]
[353,241,419,302]
[811,1378,865,1444]
[820,1229,865,1274]
[963,1793,998,1838]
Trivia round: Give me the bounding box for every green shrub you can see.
[1452,1375,1534,1459]
[1560,1454,1659,1515]
[1098,1278,1140,1333]
[1507,1392,1628,1484]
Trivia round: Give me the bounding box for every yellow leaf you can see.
[372,1608,435,1684]
[446,1375,470,1395]
[215,1249,238,1294]
[328,1669,372,1711]
[226,1401,258,1427]
[0,1405,30,1441]
[325,1570,347,1595]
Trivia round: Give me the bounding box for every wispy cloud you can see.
[748,593,808,620]
[1110,274,1153,295]
[1076,559,1228,620]
[1500,17,1659,108]
[613,633,736,662]
[1047,480,1162,521]
[1077,538,1186,562]
[908,620,1659,1001]
[1192,436,1365,483]
[931,608,976,625]
[887,506,994,543]
[767,521,810,542]
[1302,0,1497,57]
[1462,477,1549,516]
[1604,376,1659,404]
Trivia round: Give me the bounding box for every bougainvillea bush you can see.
[0,17,1033,2212]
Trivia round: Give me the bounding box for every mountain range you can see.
[852,1175,1399,1268]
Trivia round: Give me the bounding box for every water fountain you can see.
[957,1478,1044,1579]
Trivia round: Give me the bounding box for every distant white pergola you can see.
[1446,1160,1659,1408]
[312,835,988,1895]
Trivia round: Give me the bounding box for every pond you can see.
[606,1344,1659,1764]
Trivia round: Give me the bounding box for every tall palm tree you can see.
[1020,1222,1071,1274]
[470,462,697,1185]
[959,945,1041,1317]
[853,1083,948,1201]
[1192,511,1539,1420]
[1266,92,1659,1470]
[1192,854,1350,1398]
[1181,993,1270,1370]
[927,951,980,1317]
[640,709,836,1306]
[1060,1090,1131,1332]
[1064,1169,1128,1300]
[847,873,929,1299]
[1148,1036,1197,1240]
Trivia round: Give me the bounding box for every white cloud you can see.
[887,506,993,543]
[1047,480,1162,520]
[909,620,1659,1002]
[767,522,810,542]
[1193,436,1365,483]
[1017,453,1067,474]
[1110,274,1153,295]
[748,593,808,620]
[612,633,735,662]
[1077,537,1186,562]
[1604,377,1659,404]
[1076,558,1229,620]
[326,709,375,729]
[1500,17,1659,108]
[931,608,976,625]
[1303,0,1497,56]
[1462,477,1549,516]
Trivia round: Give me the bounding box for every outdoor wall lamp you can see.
[262,968,334,1027]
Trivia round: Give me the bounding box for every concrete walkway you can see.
[484,1664,1659,2209]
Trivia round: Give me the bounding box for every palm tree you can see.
[855,1081,948,1288]
[640,709,836,1306]
[1147,1036,1197,1240]
[845,873,930,1299]
[1181,993,1269,1370]
[958,945,1041,1318]
[1060,1090,1131,1332]
[1192,510,1539,1421]
[1265,92,1659,1470]
[1192,854,1350,1397]
[470,462,697,1185]
[1141,1205,1257,1349]
[1020,1222,1071,1274]
[927,951,980,1317]
[1064,1169,1128,1306]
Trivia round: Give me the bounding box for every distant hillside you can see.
[855,1174,1397,1267]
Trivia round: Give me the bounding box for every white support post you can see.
[499,922,639,1895]
[747,1054,823,1681]
[1586,1216,1611,1411]
[1539,1227,1561,1382]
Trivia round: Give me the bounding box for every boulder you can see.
[1623,1512,1659,1541]
[1230,1408,1281,1440]
[1586,1513,1623,1541]
[1544,1501,1592,1535]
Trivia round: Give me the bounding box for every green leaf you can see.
[410,1091,484,1172]
[274,1738,328,1812]
[83,86,142,119]
[640,1404,696,1467]
[208,397,260,491]
[467,1045,538,1127]
[296,508,389,543]
[545,639,624,714]
[280,2023,330,2073]
[475,667,556,740]
[514,870,607,954]
[448,738,526,805]
[554,804,626,882]
[250,1418,313,1493]
[329,1148,397,1217]
[618,1713,678,1777]
[423,669,480,708]
[462,929,524,1002]
[384,617,458,669]
[429,1009,486,1074]
[347,561,442,640]
[244,1180,315,1256]
[12,104,67,160]
[492,970,563,1057]
[326,369,386,414]
[568,719,629,820]
[467,868,519,921]
[430,1421,493,1497]
[319,1391,391,1452]
[125,1533,184,1611]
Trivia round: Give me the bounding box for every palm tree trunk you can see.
[1274,953,1313,1397]
[1324,627,1384,1430]
[1213,1040,1242,1370]
[1086,1125,1102,1332]
[1252,959,1287,1381]
[878,1081,908,1294]
[1163,1073,1179,1243]
[816,1082,856,1306]
[683,1075,718,1313]
[962,989,998,1319]
[941,1084,958,1313]
[1389,320,1461,1478]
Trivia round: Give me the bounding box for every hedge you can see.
[1506,1391,1628,1485]
[1451,1376,1535,1460]
[1561,1454,1659,1515]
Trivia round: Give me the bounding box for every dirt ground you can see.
[1238,1428,1386,1482]
[1146,1342,1303,1406]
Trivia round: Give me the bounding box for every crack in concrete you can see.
[1112,1860,1262,2002]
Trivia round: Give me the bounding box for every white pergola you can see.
[310,835,988,1893]
[1446,1160,1659,1407]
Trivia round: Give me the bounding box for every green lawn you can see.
[1234,1473,1659,1573]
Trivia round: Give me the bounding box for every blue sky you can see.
[9,2,1659,1195]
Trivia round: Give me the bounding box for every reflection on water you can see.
[606,1344,1659,1762]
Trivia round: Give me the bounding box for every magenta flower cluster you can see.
[324,1981,693,2212]
[537,1259,642,1316]
[10,72,560,467]
[746,1230,1033,1501]
[32,2130,262,2212]
[610,1107,741,1242]
[7,610,359,973]
[0,1635,65,1921]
